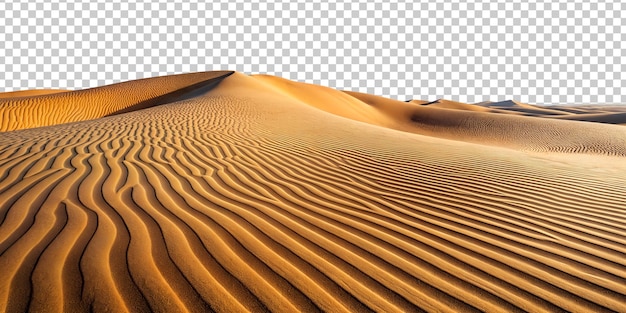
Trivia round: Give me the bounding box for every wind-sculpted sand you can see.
[0,71,233,131]
[1,72,625,312]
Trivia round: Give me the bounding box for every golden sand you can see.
[0,71,625,312]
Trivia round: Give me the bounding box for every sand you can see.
[1,71,625,312]
[0,89,70,99]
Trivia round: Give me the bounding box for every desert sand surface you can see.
[0,89,69,99]
[470,100,626,125]
[0,71,233,131]
[1,71,625,312]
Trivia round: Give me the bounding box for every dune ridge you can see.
[0,71,625,312]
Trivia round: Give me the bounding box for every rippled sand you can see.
[1,72,625,312]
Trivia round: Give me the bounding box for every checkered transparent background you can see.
[1,0,624,105]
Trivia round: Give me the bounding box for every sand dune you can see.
[333,93,626,156]
[0,89,69,99]
[479,100,574,116]
[543,112,626,125]
[1,71,625,312]
[0,71,233,131]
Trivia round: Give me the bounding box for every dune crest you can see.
[0,71,625,312]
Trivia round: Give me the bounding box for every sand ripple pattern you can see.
[1,75,626,312]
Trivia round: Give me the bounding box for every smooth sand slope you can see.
[1,72,626,312]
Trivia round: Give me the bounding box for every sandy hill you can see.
[420,99,626,126]
[475,100,573,116]
[0,71,625,312]
[0,89,70,99]
[0,71,233,131]
[545,111,626,125]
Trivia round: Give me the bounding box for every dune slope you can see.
[0,89,70,99]
[0,71,234,131]
[0,72,625,312]
[544,112,626,125]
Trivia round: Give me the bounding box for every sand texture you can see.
[1,71,625,312]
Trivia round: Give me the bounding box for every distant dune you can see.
[1,72,625,312]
